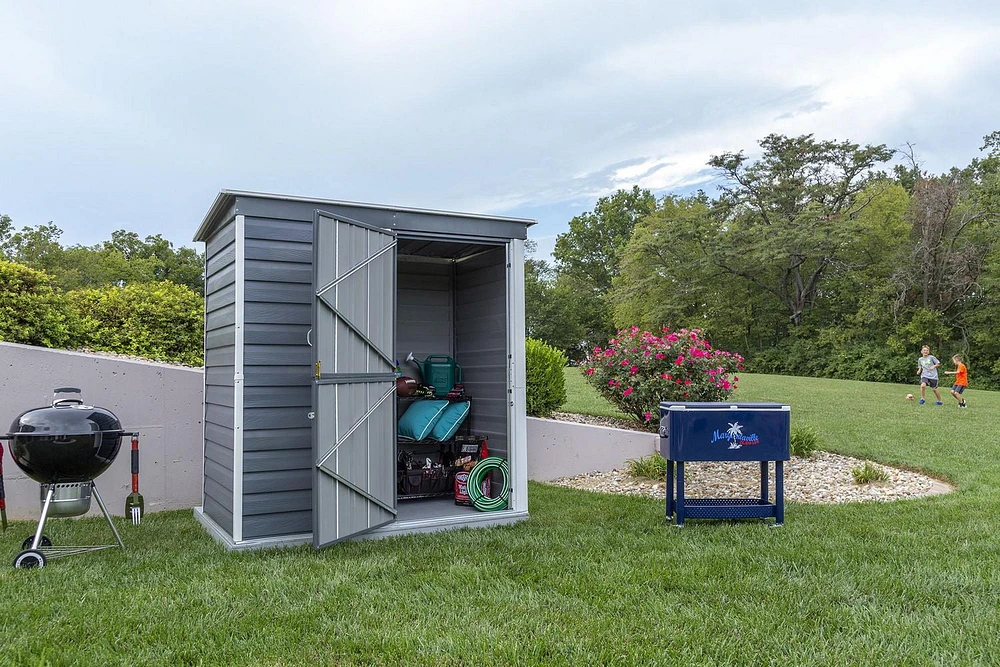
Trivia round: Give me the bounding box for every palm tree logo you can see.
[726,422,743,447]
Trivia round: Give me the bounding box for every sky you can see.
[2,1,999,262]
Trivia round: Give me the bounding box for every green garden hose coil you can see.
[467,456,510,511]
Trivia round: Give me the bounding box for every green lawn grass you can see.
[2,373,999,665]
[559,366,628,418]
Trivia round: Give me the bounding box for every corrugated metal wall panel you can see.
[206,304,236,331]
[205,441,235,471]
[245,259,312,284]
[243,511,310,537]
[240,214,318,540]
[455,247,509,456]
[202,215,237,534]
[243,489,311,515]
[205,366,235,387]
[396,259,452,364]
[243,427,311,451]
[245,385,311,408]
[244,366,313,386]
[245,448,311,472]
[244,469,311,493]
[244,323,310,346]
[244,406,310,430]
[203,497,233,535]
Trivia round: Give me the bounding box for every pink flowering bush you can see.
[583,326,744,424]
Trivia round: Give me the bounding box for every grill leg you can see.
[91,482,125,550]
[31,485,56,550]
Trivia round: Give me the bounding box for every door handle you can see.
[306,329,312,347]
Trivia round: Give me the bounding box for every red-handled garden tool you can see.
[124,434,143,525]
[1,441,8,532]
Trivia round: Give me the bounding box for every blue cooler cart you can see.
[659,402,790,526]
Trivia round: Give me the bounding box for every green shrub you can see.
[790,426,820,458]
[851,461,890,484]
[583,327,743,423]
[68,281,204,366]
[0,260,82,348]
[526,337,568,416]
[625,453,667,480]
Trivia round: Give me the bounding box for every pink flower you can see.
[684,380,691,385]
[675,356,685,365]
[608,380,619,387]
[734,376,739,382]
[661,373,669,379]
[644,411,652,421]
[644,350,651,357]
[605,349,615,357]
[721,380,731,389]
[629,366,639,374]
[666,374,672,380]
[623,387,633,397]
[585,368,595,375]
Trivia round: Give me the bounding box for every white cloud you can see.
[0,2,998,245]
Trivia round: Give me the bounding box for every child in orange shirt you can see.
[943,354,969,408]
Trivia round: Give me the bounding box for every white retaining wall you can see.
[0,342,204,519]
[526,417,657,480]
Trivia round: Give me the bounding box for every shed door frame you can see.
[312,209,398,549]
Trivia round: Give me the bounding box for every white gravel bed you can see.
[548,451,953,504]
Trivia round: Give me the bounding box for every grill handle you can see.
[52,387,84,407]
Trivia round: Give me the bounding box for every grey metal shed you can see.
[192,190,533,550]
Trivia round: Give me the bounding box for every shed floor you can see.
[395,497,480,522]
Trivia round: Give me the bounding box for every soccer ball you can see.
[906,394,914,401]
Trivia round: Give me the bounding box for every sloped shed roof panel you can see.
[194,190,535,243]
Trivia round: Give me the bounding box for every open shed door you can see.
[312,210,397,548]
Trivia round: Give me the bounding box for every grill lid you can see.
[7,388,123,437]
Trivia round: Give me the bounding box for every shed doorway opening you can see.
[393,237,512,526]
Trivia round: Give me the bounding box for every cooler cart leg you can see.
[675,462,685,527]
[666,459,674,518]
[773,460,784,527]
[760,461,769,504]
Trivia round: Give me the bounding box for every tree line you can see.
[0,219,204,365]
[527,132,1000,389]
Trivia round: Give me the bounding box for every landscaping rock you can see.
[545,414,953,504]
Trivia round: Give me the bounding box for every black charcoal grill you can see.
[4,388,129,568]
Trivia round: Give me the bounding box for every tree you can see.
[706,134,895,324]
[1,223,66,276]
[0,218,205,293]
[552,186,657,351]
[524,240,590,357]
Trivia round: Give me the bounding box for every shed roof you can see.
[194,189,535,243]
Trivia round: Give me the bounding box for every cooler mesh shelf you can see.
[679,498,776,520]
